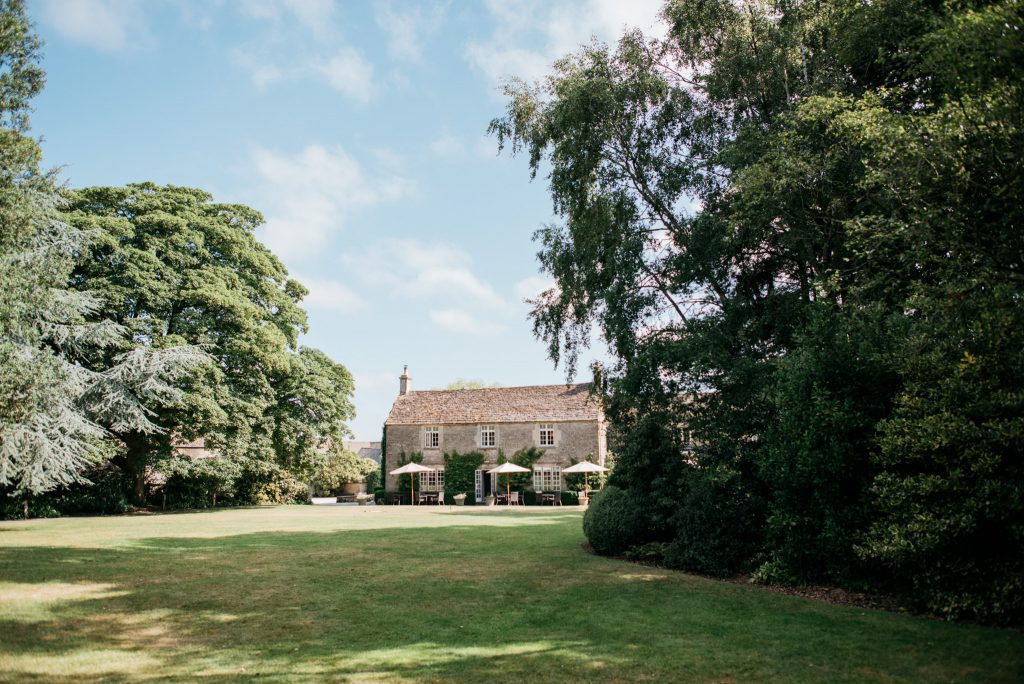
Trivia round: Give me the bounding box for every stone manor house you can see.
[383,367,607,501]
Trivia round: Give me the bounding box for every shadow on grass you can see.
[1,520,1023,683]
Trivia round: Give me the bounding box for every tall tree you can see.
[62,184,354,501]
[494,0,1023,622]
[0,1,200,507]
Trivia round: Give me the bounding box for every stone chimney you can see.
[399,365,411,395]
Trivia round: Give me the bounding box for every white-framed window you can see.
[533,466,562,491]
[539,423,556,447]
[419,467,445,492]
[424,426,440,449]
[479,425,496,448]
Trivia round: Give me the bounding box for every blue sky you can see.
[28,0,666,439]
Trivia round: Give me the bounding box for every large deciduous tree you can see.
[63,184,353,501]
[494,0,1023,622]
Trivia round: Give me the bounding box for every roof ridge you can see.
[408,382,591,395]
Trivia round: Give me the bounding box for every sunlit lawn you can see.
[1,505,1022,683]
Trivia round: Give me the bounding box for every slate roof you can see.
[385,383,600,426]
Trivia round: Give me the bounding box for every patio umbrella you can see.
[561,460,609,497]
[486,462,530,503]
[389,462,435,504]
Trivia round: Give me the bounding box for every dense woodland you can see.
[0,0,362,518]
[493,0,1023,624]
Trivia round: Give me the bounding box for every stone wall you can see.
[383,420,605,491]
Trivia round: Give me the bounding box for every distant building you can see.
[383,366,606,501]
[344,441,382,463]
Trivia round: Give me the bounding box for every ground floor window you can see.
[419,467,445,492]
[533,466,562,491]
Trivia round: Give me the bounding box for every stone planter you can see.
[578,495,589,507]
[453,494,467,506]
[340,482,367,495]
[484,495,496,507]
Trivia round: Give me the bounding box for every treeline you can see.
[0,1,358,517]
[493,0,1023,623]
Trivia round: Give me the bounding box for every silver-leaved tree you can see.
[0,0,204,513]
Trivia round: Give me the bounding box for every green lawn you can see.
[0,506,1021,682]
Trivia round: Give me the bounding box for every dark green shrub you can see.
[373,487,385,503]
[624,542,668,563]
[49,467,131,515]
[582,485,649,555]
[664,469,766,577]
[523,490,537,505]
[560,490,579,506]
[364,468,381,492]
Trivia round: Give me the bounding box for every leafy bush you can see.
[248,474,309,505]
[48,467,131,515]
[161,456,241,509]
[560,490,579,506]
[623,542,668,564]
[582,485,649,555]
[664,468,766,577]
[364,468,381,492]
[311,448,378,496]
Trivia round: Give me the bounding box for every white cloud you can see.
[231,50,284,90]
[375,1,425,63]
[250,145,413,260]
[513,275,555,302]
[294,275,365,314]
[430,309,504,337]
[345,239,511,313]
[317,48,376,102]
[239,0,336,37]
[428,134,466,158]
[466,0,666,86]
[39,0,152,52]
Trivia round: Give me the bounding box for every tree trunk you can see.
[123,437,150,506]
[22,498,28,519]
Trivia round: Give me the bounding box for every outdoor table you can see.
[417,493,438,505]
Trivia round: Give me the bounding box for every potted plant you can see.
[453,493,467,506]
[484,494,496,506]
[356,492,371,505]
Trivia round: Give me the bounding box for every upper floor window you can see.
[424,426,440,449]
[480,425,496,448]
[539,423,555,447]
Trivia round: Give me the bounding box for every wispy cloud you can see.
[294,275,365,314]
[374,0,446,63]
[513,275,555,303]
[430,309,504,336]
[428,133,466,158]
[239,0,336,38]
[250,145,414,261]
[231,49,284,90]
[316,48,377,102]
[466,0,666,86]
[39,0,153,52]
[345,239,511,314]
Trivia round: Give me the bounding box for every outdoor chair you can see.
[509,491,521,505]
[436,490,445,505]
